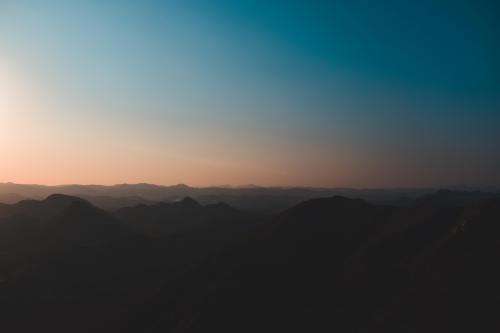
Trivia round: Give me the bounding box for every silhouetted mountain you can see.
[418,189,496,207]
[0,195,258,333]
[79,195,159,211]
[0,195,135,281]
[44,200,134,249]
[0,193,28,205]
[135,196,395,332]
[2,190,500,332]
[0,182,452,213]
[0,194,87,219]
[114,197,254,237]
[126,192,500,332]
[397,197,500,331]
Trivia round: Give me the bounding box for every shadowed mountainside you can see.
[114,197,255,237]
[1,190,500,332]
[122,192,500,333]
[0,195,134,281]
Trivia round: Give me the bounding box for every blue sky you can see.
[1,0,499,186]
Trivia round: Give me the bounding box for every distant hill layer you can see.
[3,182,497,213]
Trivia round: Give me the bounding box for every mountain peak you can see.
[177,197,201,207]
[44,193,87,204]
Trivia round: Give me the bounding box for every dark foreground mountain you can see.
[1,190,500,332]
[0,195,134,281]
[124,192,500,333]
[0,195,258,332]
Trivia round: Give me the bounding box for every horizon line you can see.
[1,181,498,191]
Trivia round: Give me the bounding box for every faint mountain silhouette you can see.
[0,193,29,205]
[114,197,254,237]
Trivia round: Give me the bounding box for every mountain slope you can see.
[2,191,500,332]
[134,193,500,332]
[125,196,396,333]
[114,197,254,237]
[0,195,136,282]
[0,198,259,333]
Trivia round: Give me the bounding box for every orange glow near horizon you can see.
[0,60,350,188]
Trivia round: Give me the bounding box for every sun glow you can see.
[0,61,16,141]
[0,60,25,111]
[0,59,45,123]
[0,58,54,184]
[0,59,41,144]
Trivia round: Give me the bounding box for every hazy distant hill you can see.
[79,195,159,211]
[0,193,29,205]
[115,197,255,237]
[0,182,468,213]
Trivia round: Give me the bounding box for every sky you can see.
[0,0,499,187]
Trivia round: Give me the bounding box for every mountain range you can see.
[3,182,498,213]
[1,189,500,332]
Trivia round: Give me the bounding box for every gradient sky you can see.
[1,0,499,187]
